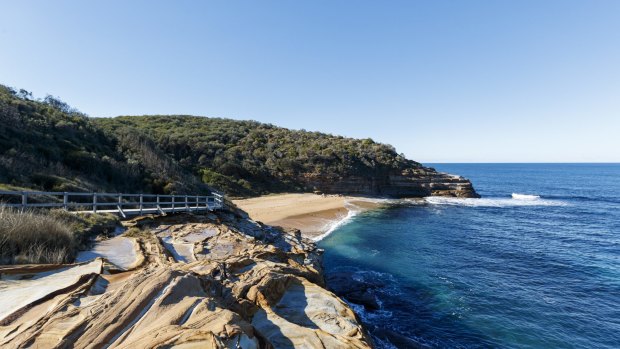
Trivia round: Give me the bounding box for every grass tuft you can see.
[0,207,120,264]
[0,207,74,264]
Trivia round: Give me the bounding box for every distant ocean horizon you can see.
[424,162,620,165]
[319,163,620,348]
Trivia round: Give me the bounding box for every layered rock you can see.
[302,166,480,198]
[0,211,373,349]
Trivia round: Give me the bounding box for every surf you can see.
[511,193,541,200]
[424,194,567,207]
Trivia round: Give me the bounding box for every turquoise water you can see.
[319,164,620,348]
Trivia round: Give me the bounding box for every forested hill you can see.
[93,115,426,196]
[0,84,478,198]
[0,85,207,195]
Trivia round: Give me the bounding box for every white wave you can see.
[401,198,429,205]
[511,193,541,200]
[312,202,361,242]
[349,197,392,204]
[424,196,567,207]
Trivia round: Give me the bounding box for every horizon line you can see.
[423,162,620,164]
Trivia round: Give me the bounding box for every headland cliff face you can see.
[301,166,480,198]
[0,210,373,349]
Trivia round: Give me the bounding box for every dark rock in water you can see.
[346,289,381,311]
[373,328,431,349]
[326,272,381,310]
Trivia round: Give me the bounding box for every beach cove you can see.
[233,193,383,241]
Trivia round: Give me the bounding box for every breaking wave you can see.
[425,195,567,207]
[512,193,541,200]
[313,202,362,242]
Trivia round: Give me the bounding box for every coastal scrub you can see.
[0,207,119,264]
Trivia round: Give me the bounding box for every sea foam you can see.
[512,193,541,200]
[424,195,567,207]
[313,201,362,242]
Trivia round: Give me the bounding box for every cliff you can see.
[0,210,373,348]
[302,166,479,198]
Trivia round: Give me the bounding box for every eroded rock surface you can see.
[302,167,480,198]
[0,211,372,349]
[75,236,142,270]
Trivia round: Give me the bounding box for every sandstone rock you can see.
[251,277,371,349]
[300,166,480,198]
[0,212,373,349]
[75,236,143,271]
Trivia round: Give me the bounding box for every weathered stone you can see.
[0,212,373,349]
[299,166,480,198]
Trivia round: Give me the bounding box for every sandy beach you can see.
[233,193,381,240]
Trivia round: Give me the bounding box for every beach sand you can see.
[233,193,380,240]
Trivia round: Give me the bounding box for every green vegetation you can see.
[0,207,119,264]
[0,85,207,195]
[94,115,422,196]
[1,83,425,197]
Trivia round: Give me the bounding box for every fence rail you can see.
[0,190,224,218]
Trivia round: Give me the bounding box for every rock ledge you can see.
[0,211,373,349]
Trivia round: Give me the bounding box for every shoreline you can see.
[233,193,383,240]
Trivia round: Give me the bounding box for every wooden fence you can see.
[0,190,224,218]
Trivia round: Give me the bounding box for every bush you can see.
[0,207,74,264]
[49,210,120,245]
[0,207,120,264]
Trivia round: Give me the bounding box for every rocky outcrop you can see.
[0,211,373,349]
[302,166,480,198]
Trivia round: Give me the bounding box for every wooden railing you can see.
[0,190,224,218]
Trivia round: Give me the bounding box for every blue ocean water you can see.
[319,164,620,349]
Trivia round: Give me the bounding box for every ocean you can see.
[318,164,620,349]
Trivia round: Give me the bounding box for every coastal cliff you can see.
[302,166,480,198]
[0,210,373,349]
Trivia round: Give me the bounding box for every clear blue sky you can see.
[1,1,618,162]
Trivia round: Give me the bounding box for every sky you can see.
[1,1,619,163]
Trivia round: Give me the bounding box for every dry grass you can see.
[0,207,120,264]
[123,226,157,244]
[0,207,74,264]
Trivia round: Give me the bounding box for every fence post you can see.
[93,193,98,213]
[172,195,175,213]
[218,193,225,209]
[117,193,126,218]
[185,195,189,212]
[63,192,68,210]
[21,191,27,211]
[139,194,143,215]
